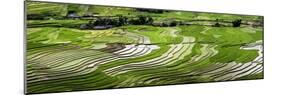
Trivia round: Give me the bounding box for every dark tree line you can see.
[135,8,169,13]
[129,15,153,25]
[27,12,57,20]
[212,19,242,27]
[153,21,182,27]
[93,15,153,26]
[81,15,154,29]
[232,19,242,27]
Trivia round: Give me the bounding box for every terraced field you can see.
[25,1,264,94]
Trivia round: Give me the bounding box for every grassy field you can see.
[26,1,264,94]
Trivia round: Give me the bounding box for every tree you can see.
[117,15,128,26]
[147,17,154,25]
[170,21,178,27]
[128,15,154,25]
[136,8,167,13]
[232,19,242,27]
[138,15,147,24]
[213,19,221,27]
[213,22,221,27]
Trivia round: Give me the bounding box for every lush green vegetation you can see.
[26,1,264,94]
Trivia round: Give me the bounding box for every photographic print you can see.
[25,1,263,94]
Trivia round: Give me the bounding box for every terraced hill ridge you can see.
[25,1,264,94]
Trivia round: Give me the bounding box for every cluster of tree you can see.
[90,16,130,27]
[129,15,153,25]
[80,15,153,29]
[212,19,242,27]
[232,19,242,27]
[135,8,169,13]
[212,19,221,27]
[27,12,57,20]
[92,15,153,26]
[27,14,45,20]
[153,21,183,27]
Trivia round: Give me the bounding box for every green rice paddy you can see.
[26,1,264,94]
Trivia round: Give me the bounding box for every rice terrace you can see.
[25,1,264,94]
